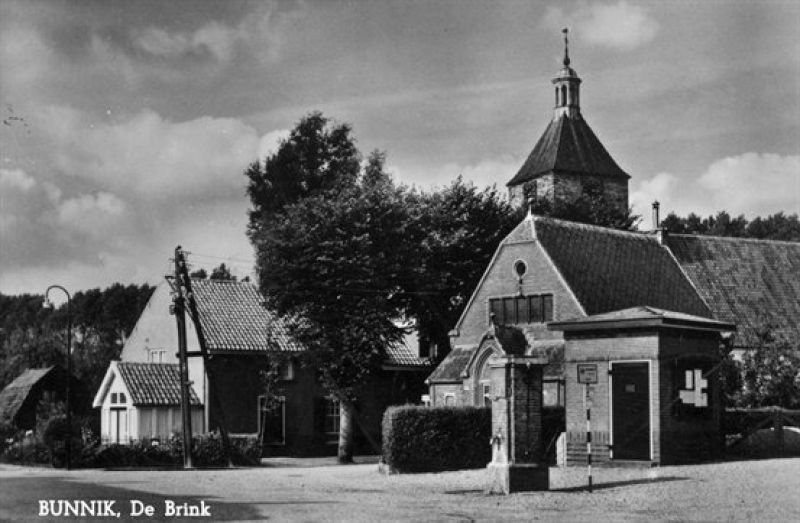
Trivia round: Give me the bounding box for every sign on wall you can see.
[577,363,598,384]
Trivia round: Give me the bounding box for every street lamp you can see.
[44,285,72,471]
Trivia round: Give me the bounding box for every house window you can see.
[543,379,565,407]
[489,294,554,325]
[119,392,126,404]
[324,397,340,435]
[111,393,118,404]
[482,384,492,407]
[279,361,294,381]
[258,395,286,445]
[148,349,166,363]
[443,394,455,406]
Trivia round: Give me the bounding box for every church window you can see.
[555,87,559,106]
[513,260,527,278]
[560,85,567,107]
[490,294,554,325]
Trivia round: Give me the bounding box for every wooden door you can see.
[611,362,650,460]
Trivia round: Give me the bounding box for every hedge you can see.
[382,405,490,473]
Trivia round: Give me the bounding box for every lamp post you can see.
[45,285,72,471]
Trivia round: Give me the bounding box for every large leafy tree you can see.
[408,178,522,359]
[252,150,414,462]
[245,111,361,236]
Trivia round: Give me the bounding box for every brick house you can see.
[93,279,429,454]
[427,39,800,465]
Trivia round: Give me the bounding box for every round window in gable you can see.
[513,260,527,278]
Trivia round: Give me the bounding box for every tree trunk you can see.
[338,400,355,464]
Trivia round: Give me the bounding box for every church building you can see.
[506,31,629,214]
[426,33,800,467]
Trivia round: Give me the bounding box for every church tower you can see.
[507,29,630,213]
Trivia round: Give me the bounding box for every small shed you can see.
[93,361,204,444]
[549,306,735,465]
[0,366,84,430]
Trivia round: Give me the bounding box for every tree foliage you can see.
[661,211,800,241]
[0,284,154,392]
[732,331,800,409]
[525,178,639,230]
[409,178,522,357]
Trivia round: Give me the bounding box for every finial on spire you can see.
[562,27,570,66]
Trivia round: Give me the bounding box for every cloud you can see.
[257,129,290,164]
[631,153,800,222]
[391,157,520,191]
[543,2,659,51]
[40,106,261,199]
[129,2,297,65]
[0,168,36,191]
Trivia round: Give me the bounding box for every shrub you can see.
[382,406,490,473]
[0,420,17,452]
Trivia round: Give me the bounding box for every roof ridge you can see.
[533,215,651,239]
[669,233,800,246]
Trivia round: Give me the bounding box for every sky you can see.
[1,0,798,296]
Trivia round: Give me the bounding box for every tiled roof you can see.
[191,279,303,353]
[0,367,57,423]
[666,234,800,348]
[384,332,431,367]
[426,347,473,383]
[531,216,711,317]
[507,114,629,187]
[116,362,200,406]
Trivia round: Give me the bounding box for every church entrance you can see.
[611,362,650,460]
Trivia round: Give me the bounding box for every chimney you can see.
[652,200,660,229]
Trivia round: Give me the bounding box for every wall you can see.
[564,331,660,465]
[452,238,583,349]
[657,332,723,464]
[119,282,207,407]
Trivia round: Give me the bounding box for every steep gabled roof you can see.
[115,362,201,406]
[426,347,473,383]
[191,279,302,353]
[665,234,800,348]
[190,279,427,368]
[507,114,629,187]
[532,216,711,317]
[0,367,59,423]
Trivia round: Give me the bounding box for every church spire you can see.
[553,28,581,119]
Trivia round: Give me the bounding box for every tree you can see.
[0,284,154,392]
[190,268,208,279]
[245,112,361,238]
[734,331,800,409]
[661,211,800,241]
[408,178,522,358]
[527,178,639,231]
[209,263,236,281]
[250,146,413,462]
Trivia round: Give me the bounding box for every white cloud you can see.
[0,168,36,191]
[631,153,800,222]
[257,129,290,164]
[130,2,295,65]
[133,21,237,61]
[57,192,127,236]
[392,157,519,191]
[543,2,659,51]
[40,106,261,198]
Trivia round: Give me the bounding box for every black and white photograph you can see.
[1,1,799,521]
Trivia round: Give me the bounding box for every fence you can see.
[724,407,800,454]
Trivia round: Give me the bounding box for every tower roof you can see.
[506,113,630,187]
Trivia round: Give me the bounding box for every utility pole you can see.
[173,246,193,469]
[177,252,236,468]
